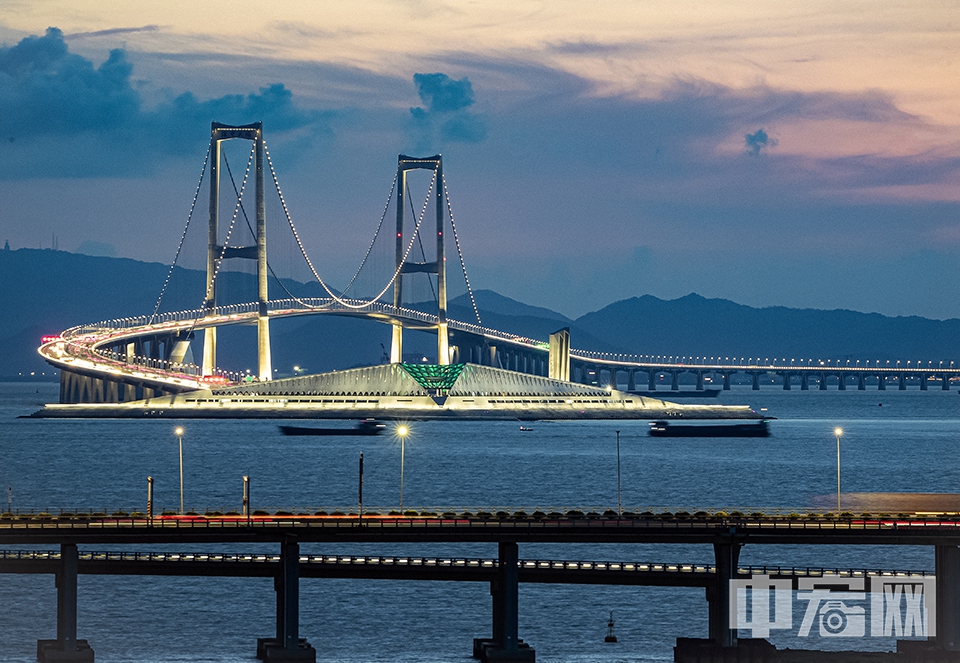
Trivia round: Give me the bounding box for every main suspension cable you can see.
[339,173,398,298]
[149,145,211,325]
[222,151,305,305]
[408,181,437,304]
[442,174,482,325]
[198,143,256,314]
[263,141,436,310]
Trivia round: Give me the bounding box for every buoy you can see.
[604,610,618,643]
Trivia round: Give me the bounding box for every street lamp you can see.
[397,424,409,511]
[174,427,185,515]
[834,428,843,512]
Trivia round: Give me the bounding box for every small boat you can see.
[519,426,533,432]
[279,420,386,436]
[648,420,770,437]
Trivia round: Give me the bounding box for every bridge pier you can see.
[648,371,656,390]
[257,538,315,662]
[782,372,791,390]
[899,374,907,390]
[671,370,680,391]
[945,374,952,391]
[878,374,887,390]
[858,374,866,390]
[750,372,760,391]
[921,376,928,391]
[819,372,827,390]
[474,542,534,661]
[801,372,809,390]
[721,373,731,390]
[695,371,704,390]
[706,542,741,648]
[37,543,93,662]
[627,370,636,391]
[936,545,960,650]
[838,373,846,390]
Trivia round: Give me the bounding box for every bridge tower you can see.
[201,121,272,381]
[391,154,449,365]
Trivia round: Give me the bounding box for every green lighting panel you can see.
[401,363,466,390]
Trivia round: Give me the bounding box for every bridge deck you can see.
[0,550,931,588]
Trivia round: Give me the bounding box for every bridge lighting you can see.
[834,428,843,512]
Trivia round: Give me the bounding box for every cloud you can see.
[0,28,332,178]
[413,72,474,112]
[65,26,161,39]
[0,27,139,137]
[744,128,777,155]
[408,72,486,151]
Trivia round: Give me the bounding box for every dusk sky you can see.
[1,2,958,319]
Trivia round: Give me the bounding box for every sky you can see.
[0,1,958,319]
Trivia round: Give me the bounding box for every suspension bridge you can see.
[34,122,959,418]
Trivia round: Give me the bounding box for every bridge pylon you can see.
[391,154,449,365]
[201,121,272,381]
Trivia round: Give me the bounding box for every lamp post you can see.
[615,430,622,516]
[174,427,185,514]
[834,427,843,512]
[397,425,409,512]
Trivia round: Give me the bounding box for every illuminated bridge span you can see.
[38,122,960,409]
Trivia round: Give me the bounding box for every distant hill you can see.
[0,249,610,378]
[3,248,958,379]
[574,293,960,362]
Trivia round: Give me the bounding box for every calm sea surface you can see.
[1,382,958,661]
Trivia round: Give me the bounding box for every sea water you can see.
[0,382,957,661]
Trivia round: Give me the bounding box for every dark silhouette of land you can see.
[4,247,959,379]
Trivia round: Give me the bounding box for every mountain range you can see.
[3,247,958,379]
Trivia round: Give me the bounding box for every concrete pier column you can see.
[37,543,93,662]
[671,370,680,390]
[801,373,809,390]
[936,545,960,650]
[722,373,731,390]
[899,374,907,390]
[648,371,657,390]
[627,370,636,391]
[921,376,928,391]
[944,374,952,391]
[878,374,886,390]
[695,371,704,390]
[838,374,847,390]
[782,373,791,390]
[858,374,866,390]
[819,372,827,390]
[751,372,760,391]
[258,538,315,662]
[476,542,534,662]
[708,542,741,648]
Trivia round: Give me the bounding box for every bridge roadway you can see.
[5,510,960,546]
[6,510,960,662]
[40,297,960,402]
